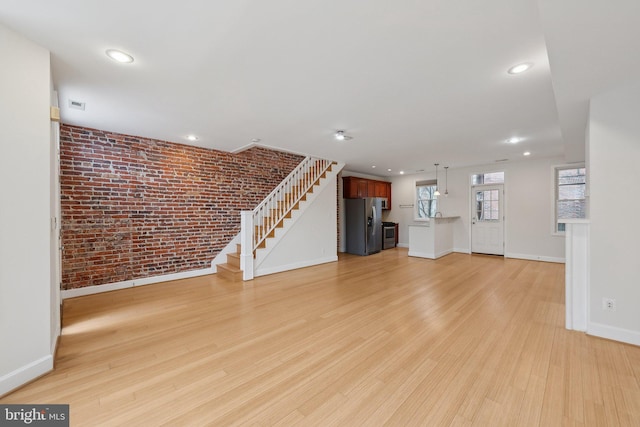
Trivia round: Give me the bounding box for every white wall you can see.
[0,24,55,395]
[50,87,61,355]
[256,173,338,276]
[382,157,566,262]
[588,83,640,345]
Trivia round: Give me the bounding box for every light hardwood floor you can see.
[2,249,639,426]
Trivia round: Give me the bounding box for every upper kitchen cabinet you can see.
[374,181,388,200]
[342,176,392,210]
[343,176,368,198]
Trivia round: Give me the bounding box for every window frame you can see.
[475,188,501,222]
[552,164,587,236]
[415,179,438,221]
[471,171,505,186]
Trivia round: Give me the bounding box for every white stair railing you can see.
[240,157,333,280]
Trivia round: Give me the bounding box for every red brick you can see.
[60,124,303,290]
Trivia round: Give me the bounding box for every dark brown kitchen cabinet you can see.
[342,176,392,210]
[357,179,368,199]
[368,181,376,198]
[374,181,388,199]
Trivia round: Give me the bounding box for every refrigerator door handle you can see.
[371,205,376,236]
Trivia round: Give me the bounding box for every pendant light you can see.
[434,163,441,196]
[444,166,449,197]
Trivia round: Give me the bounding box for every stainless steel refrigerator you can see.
[345,197,382,255]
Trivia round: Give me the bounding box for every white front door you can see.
[471,185,504,255]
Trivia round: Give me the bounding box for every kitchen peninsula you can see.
[408,216,459,259]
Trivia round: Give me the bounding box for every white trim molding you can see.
[408,250,435,259]
[255,256,338,278]
[453,247,471,254]
[504,252,565,263]
[0,355,53,397]
[61,268,214,299]
[588,322,640,347]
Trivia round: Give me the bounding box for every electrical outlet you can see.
[602,298,616,311]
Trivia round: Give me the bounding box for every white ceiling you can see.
[1,0,638,176]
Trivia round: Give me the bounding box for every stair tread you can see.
[216,263,241,273]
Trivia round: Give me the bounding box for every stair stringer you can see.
[253,162,345,277]
[211,233,241,270]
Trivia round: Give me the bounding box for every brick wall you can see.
[60,124,304,290]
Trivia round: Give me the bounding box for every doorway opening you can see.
[471,172,504,256]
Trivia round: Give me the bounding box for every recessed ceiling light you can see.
[523,151,531,156]
[506,137,521,144]
[251,138,261,143]
[400,171,405,175]
[387,168,392,172]
[371,165,376,169]
[186,135,198,141]
[507,62,532,74]
[106,49,134,63]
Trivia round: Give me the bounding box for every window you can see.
[475,189,500,221]
[555,166,586,233]
[472,171,504,185]
[416,180,437,219]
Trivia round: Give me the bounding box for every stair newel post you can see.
[241,210,254,281]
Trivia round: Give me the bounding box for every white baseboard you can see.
[504,252,565,263]
[61,268,214,299]
[255,256,338,278]
[588,322,640,347]
[397,243,409,248]
[0,355,53,397]
[408,249,453,259]
[454,247,471,254]
[408,250,434,259]
[435,249,453,259]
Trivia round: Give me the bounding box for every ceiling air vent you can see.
[68,99,86,111]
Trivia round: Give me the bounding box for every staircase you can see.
[216,244,243,282]
[215,157,337,281]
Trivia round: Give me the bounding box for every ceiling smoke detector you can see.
[334,130,353,141]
